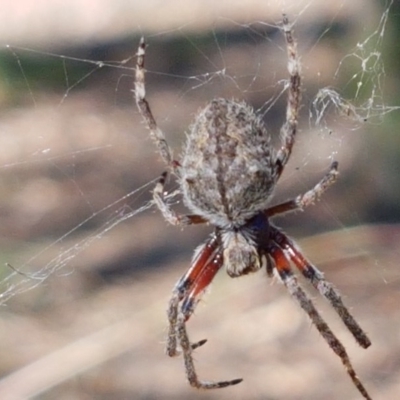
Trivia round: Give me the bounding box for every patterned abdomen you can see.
[180,98,277,227]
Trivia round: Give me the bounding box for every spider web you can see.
[0,1,399,399]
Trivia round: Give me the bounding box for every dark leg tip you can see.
[191,339,207,350]
[218,378,243,388]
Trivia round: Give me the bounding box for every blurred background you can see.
[0,0,399,399]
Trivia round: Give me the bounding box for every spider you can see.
[134,15,372,400]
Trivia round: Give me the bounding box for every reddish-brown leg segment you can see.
[166,234,220,357]
[271,226,371,349]
[181,252,224,319]
[268,241,372,400]
[166,232,242,388]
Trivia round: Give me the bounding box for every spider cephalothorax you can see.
[134,14,372,400]
[219,212,270,277]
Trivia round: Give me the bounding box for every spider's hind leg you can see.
[135,37,174,167]
[275,15,302,178]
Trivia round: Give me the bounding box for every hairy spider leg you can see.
[166,234,220,357]
[275,14,302,178]
[266,161,339,218]
[181,252,223,319]
[268,243,372,400]
[153,171,207,226]
[135,39,208,227]
[168,233,243,388]
[271,227,371,349]
[176,315,242,389]
[135,37,175,168]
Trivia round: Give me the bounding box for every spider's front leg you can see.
[166,234,220,356]
[166,233,242,389]
[268,242,372,400]
[272,226,371,349]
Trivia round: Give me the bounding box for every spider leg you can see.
[135,37,174,168]
[167,233,242,389]
[166,233,220,357]
[271,226,371,349]
[154,171,207,226]
[266,161,338,218]
[136,39,206,226]
[176,314,242,389]
[268,243,372,400]
[275,15,301,178]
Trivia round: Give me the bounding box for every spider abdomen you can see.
[181,98,277,227]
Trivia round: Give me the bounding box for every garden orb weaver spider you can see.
[134,15,372,400]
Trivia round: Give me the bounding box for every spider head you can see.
[221,212,270,277]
